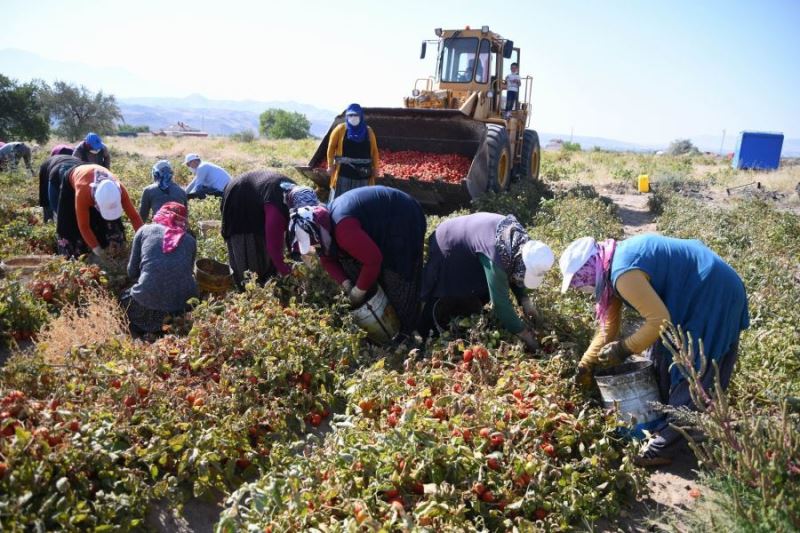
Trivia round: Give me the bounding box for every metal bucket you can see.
[595,360,662,437]
[351,285,401,344]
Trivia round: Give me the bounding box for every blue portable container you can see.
[732,131,783,170]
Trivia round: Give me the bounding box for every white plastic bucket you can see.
[351,285,401,344]
[594,360,662,435]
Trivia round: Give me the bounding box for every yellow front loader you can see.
[296,26,541,213]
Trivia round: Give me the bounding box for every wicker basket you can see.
[0,255,55,281]
[195,258,233,295]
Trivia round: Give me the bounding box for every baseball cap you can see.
[521,240,555,289]
[184,153,201,165]
[85,133,103,151]
[559,237,598,293]
[94,180,123,220]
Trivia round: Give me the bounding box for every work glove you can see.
[597,341,632,368]
[341,279,354,293]
[92,246,108,260]
[574,362,594,390]
[519,296,539,323]
[349,286,368,307]
[517,328,539,351]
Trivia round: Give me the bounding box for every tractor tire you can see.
[486,124,512,192]
[519,129,541,181]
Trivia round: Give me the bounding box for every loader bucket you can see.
[295,108,491,214]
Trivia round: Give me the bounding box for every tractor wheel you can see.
[519,129,541,181]
[486,124,512,192]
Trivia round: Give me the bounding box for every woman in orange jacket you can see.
[55,164,143,259]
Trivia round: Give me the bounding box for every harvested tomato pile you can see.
[380,150,471,183]
[315,151,472,183]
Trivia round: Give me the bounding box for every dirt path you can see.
[605,192,658,236]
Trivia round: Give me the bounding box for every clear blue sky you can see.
[1,0,798,144]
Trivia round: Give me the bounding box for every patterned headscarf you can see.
[153,202,188,254]
[569,239,617,323]
[283,184,319,210]
[344,103,368,143]
[288,205,332,255]
[495,215,531,287]
[152,160,174,192]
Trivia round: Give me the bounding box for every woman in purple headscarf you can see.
[324,103,380,203]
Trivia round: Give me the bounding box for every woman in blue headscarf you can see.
[325,103,380,203]
[139,160,188,221]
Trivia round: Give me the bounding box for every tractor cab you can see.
[406,26,530,127]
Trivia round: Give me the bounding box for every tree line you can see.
[1,74,122,142]
[3,73,313,143]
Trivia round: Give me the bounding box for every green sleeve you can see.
[478,254,525,334]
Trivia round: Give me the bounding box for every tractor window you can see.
[440,37,479,83]
[476,39,490,83]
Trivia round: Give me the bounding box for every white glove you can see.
[341,279,354,293]
[349,286,368,307]
[92,246,107,260]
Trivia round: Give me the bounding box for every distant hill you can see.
[118,96,337,138]
[538,133,655,153]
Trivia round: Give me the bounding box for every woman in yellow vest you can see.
[325,103,380,203]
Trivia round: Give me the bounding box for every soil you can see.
[604,191,658,236]
[146,498,222,533]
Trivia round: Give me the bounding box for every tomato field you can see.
[1,137,799,531]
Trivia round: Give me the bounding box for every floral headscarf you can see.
[495,215,530,287]
[288,205,332,256]
[283,184,319,210]
[152,160,174,192]
[153,202,188,254]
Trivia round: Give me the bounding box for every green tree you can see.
[117,124,150,134]
[259,108,310,140]
[0,74,50,143]
[41,81,122,140]
[667,138,699,156]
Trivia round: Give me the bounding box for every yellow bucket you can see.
[637,174,650,193]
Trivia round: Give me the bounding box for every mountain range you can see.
[118,95,337,138]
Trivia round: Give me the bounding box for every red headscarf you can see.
[153,202,188,253]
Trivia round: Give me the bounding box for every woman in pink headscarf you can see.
[123,202,197,334]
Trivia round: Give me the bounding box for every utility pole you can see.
[719,129,726,156]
